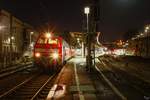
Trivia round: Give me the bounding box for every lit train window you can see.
[48,39,58,44]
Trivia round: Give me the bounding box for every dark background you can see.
[0,0,150,42]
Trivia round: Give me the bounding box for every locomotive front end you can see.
[33,33,63,72]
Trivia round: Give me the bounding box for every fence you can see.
[0,52,21,70]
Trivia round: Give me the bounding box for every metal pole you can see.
[82,41,84,57]
[86,13,91,71]
[10,15,13,65]
[87,34,92,71]
[87,14,93,71]
[87,14,89,33]
[30,33,32,51]
[30,33,31,47]
[147,32,149,57]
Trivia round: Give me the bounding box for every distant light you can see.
[125,43,129,46]
[8,38,10,43]
[146,26,149,30]
[145,26,149,33]
[0,26,3,30]
[140,33,143,36]
[30,42,34,48]
[84,7,90,14]
[145,29,148,33]
[113,49,125,56]
[131,37,135,40]
[104,47,108,51]
[30,31,34,35]
[0,25,5,30]
[137,35,140,37]
[76,38,80,43]
[11,36,14,40]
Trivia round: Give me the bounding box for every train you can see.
[33,32,72,72]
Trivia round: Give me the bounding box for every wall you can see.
[0,9,36,68]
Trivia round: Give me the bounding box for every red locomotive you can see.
[33,32,71,72]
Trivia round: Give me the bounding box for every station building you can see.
[126,24,150,58]
[0,9,37,68]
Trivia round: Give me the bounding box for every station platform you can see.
[46,56,118,100]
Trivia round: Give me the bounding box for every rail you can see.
[0,62,33,79]
[0,72,58,99]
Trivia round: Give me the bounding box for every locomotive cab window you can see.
[48,39,58,44]
[37,38,47,44]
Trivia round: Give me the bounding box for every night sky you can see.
[0,0,150,42]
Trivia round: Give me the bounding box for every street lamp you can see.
[84,7,90,33]
[11,36,14,40]
[84,6,92,70]
[146,26,149,30]
[84,7,90,57]
[30,32,34,46]
[29,32,34,51]
[145,26,149,56]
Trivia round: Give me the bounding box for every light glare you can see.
[35,52,41,58]
[46,32,51,38]
[146,26,149,30]
[84,7,90,14]
[53,52,59,59]
[30,32,34,35]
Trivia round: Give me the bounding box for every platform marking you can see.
[74,63,85,100]
[47,66,66,100]
[47,84,57,100]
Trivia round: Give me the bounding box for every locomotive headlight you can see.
[52,52,59,59]
[45,32,51,38]
[35,52,41,58]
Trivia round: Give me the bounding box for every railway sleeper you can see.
[15,91,36,95]
[38,93,48,98]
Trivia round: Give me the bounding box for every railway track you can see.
[96,58,150,100]
[95,64,127,100]
[0,63,33,79]
[0,72,57,100]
